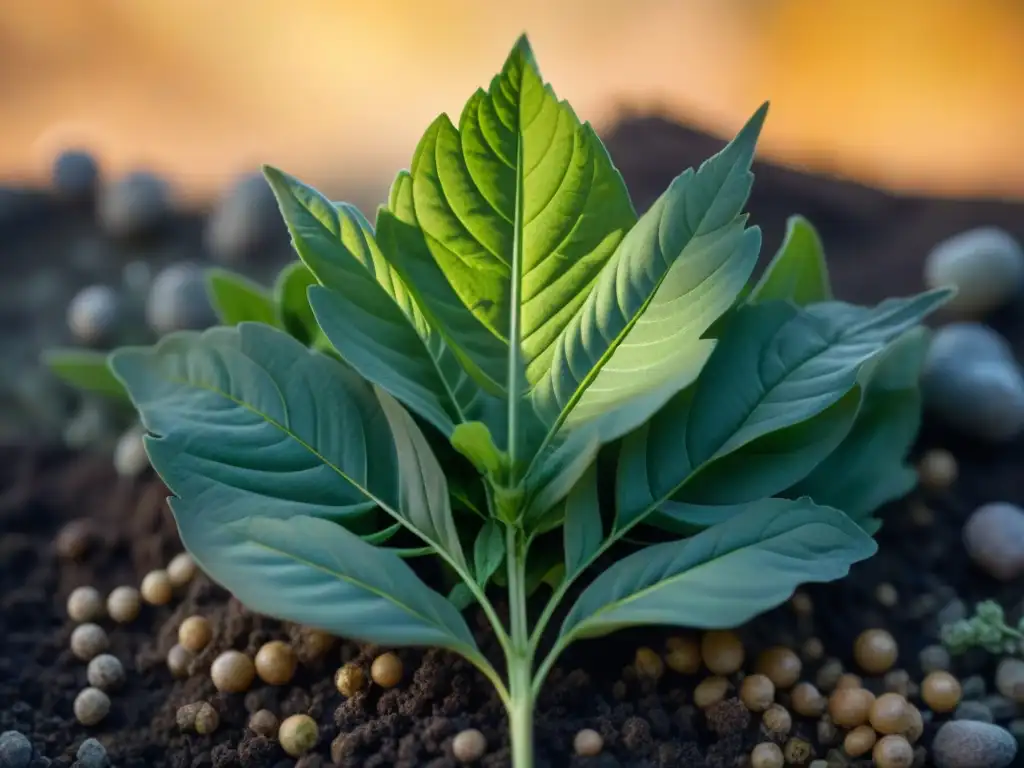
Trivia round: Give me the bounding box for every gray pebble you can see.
[67,285,120,346]
[920,644,952,673]
[0,731,32,768]
[963,503,1024,581]
[961,675,988,701]
[145,264,216,335]
[932,720,1018,768]
[74,739,108,768]
[52,150,99,202]
[938,598,969,627]
[205,172,281,264]
[98,171,170,239]
[925,227,1024,316]
[1009,718,1024,745]
[955,701,995,723]
[922,323,1024,441]
[981,694,1019,721]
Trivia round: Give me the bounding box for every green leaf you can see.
[615,292,949,526]
[522,429,601,526]
[264,166,488,438]
[205,269,280,327]
[563,463,602,580]
[376,36,637,407]
[110,324,390,532]
[786,327,930,520]
[748,215,832,305]
[182,513,479,654]
[377,390,468,569]
[559,498,875,641]
[532,104,767,439]
[451,421,507,477]
[274,261,321,346]
[473,519,505,587]
[42,348,130,402]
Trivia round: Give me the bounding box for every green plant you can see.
[942,600,1024,656]
[103,36,949,766]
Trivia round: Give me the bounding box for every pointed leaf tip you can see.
[510,33,538,72]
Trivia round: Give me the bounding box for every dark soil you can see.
[3,115,1024,767]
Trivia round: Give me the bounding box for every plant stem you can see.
[507,654,535,768]
[504,522,535,767]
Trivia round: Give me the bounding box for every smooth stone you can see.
[924,227,1024,316]
[961,675,988,701]
[67,285,120,346]
[981,694,1020,721]
[98,171,170,239]
[955,701,995,723]
[0,731,32,768]
[996,658,1024,703]
[145,263,216,335]
[74,739,108,768]
[922,323,1024,441]
[51,150,99,202]
[932,720,1017,768]
[205,172,281,264]
[919,644,952,673]
[963,503,1024,581]
[113,424,148,478]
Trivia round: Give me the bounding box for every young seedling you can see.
[105,36,951,767]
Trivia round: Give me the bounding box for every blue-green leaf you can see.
[748,215,832,306]
[522,428,601,526]
[42,348,130,402]
[273,261,322,346]
[533,105,767,439]
[563,463,602,580]
[205,269,280,327]
[559,498,875,641]
[184,513,479,654]
[473,519,505,587]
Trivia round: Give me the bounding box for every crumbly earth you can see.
[2,115,1024,767]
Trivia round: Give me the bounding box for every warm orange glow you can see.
[1,0,1021,206]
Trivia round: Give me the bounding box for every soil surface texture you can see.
[2,114,1024,767]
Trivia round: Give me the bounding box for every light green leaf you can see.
[377,389,468,569]
[181,513,479,654]
[205,269,280,327]
[448,583,476,610]
[748,215,832,306]
[42,348,130,402]
[473,519,505,587]
[559,498,875,641]
[264,166,487,438]
[533,104,767,438]
[376,36,637,407]
[451,421,507,477]
[522,429,601,526]
[563,463,602,580]
[615,292,948,525]
[786,327,930,520]
[274,261,321,346]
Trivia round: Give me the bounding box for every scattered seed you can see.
[297,627,336,662]
[800,637,824,662]
[278,714,319,757]
[210,650,255,693]
[194,702,219,735]
[872,734,914,768]
[452,728,487,763]
[370,652,403,689]
[815,658,844,692]
[140,569,173,605]
[633,646,665,680]
[694,676,730,709]
[756,646,802,689]
[176,702,202,731]
[828,687,875,728]
[875,582,899,607]
[167,552,197,587]
[106,586,141,624]
[178,616,212,652]
[844,724,877,757]
[701,630,745,675]
[665,635,701,674]
[74,687,110,726]
[791,682,827,718]
[86,654,125,691]
[573,728,603,757]
[870,692,911,734]
[918,448,958,490]
[903,704,924,743]
[67,586,104,623]
[740,674,776,713]
[853,628,898,674]
[995,658,1024,703]
[922,671,962,712]
[248,709,279,738]
[761,704,792,738]
[750,741,784,768]
[335,663,367,697]
[70,623,109,661]
[167,644,195,679]
[783,737,812,765]
[55,519,96,560]
[255,640,298,686]
[836,673,863,690]
[919,644,952,674]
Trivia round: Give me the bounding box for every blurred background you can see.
[2,0,1023,206]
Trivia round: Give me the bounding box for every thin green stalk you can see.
[504,520,535,768]
[506,524,530,651]
[507,652,535,768]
